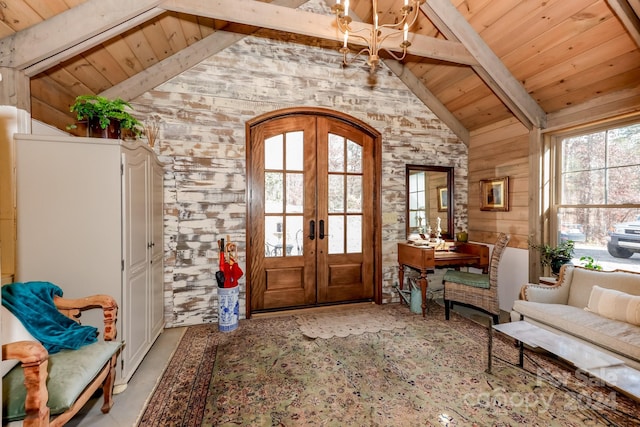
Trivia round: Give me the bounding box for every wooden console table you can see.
[398,242,490,317]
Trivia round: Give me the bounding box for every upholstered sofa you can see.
[2,289,121,427]
[511,265,640,370]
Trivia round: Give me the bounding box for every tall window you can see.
[554,120,640,271]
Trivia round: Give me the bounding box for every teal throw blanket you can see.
[1,282,98,354]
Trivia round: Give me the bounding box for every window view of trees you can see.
[556,122,640,272]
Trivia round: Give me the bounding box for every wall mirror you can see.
[405,165,454,239]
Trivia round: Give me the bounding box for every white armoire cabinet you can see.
[14,134,164,385]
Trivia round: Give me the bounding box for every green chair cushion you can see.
[2,340,121,422]
[443,270,490,289]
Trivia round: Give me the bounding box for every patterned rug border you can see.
[133,327,187,426]
[137,325,218,426]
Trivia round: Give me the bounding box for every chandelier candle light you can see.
[332,0,424,72]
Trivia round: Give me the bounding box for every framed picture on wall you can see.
[480,177,509,211]
[437,186,448,212]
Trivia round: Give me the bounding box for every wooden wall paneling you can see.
[43,67,92,98]
[29,67,90,128]
[179,13,206,44]
[158,12,189,53]
[141,17,175,61]
[536,56,640,110]
[60,56,112,93]
[488,0,601,59]
[545,89,640,131]
[442,81,495,112]
[122,26,161,68]
[30,75,76,115]
[22,0,72,18]
[511,15,624,85]
[83,45,132,85]
[103,36,146,78]
[197,17,216,38]
[30,98,76,134]
[468,118,529,248]
[0,1,43,32]
[525,35,636,95]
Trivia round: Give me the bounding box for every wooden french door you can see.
[247,110,379,314]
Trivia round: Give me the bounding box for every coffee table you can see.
[490,321,640,402]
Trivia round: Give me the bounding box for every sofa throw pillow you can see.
[1,305,38,377]
[585,285,640,326]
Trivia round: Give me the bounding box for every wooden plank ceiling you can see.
[1,0,639,138]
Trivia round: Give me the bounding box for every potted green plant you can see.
[68,95,143,139]
[579,256,603,270]
[529,239,575,275]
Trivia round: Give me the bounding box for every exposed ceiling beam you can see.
[161,0,478,66]
[420,0,547,130]
[0,0,164,76]
[103,0,310,101]
[607,0,640,47]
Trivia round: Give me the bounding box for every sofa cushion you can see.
[2,340,121,422]
[586,285,640,326]
[512,300,640,366]
[1,306,38,377]
[566,268,640,308]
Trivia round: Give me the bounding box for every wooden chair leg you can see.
[101,354,118,414]
[492,314,499,325]
[444,299,450,320]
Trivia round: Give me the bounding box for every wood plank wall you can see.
[468,117,530,249]
[130,24,467,327]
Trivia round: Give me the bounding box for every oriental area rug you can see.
[137,304,640,426]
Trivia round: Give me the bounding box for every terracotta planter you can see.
[87,118,121,139]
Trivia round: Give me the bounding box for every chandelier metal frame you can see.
[331,0,424,72]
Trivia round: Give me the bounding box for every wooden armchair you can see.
[2,294,120,427]
[443,233,511,324]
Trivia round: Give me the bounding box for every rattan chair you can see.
[443,233,510,324]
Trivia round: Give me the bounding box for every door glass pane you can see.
[347,215,362,253]
[265,216,284,257]
[286,173,304,213]
[265,134,283,170]
[328,175,344,213]
[287,215,304,256]
[286,131,304,171]
[265,172,283,213]
[346,139,362,172]
[346,175,362,212]
[328,215,344,254]
[328,134,345,172]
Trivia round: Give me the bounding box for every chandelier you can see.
[332,0,424,72]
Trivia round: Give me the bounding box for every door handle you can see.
[309,220,315,240]
[319,220,325,240]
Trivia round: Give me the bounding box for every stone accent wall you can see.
[133,1,467,327]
